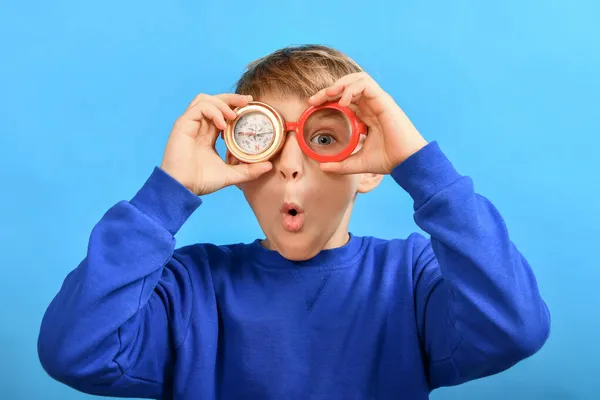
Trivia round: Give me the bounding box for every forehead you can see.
[256,93,357,123]
[256,93,309,121]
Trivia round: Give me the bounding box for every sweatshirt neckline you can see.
[246,233,365,270]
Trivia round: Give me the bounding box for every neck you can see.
[323,228,351,250]
[322,194,355,249]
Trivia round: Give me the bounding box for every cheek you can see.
[307,173,359,211]
[240,168,360,219]
[240,175,280,211]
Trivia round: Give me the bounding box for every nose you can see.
[275,132,304,180]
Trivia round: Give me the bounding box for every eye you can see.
[310,133,337,145]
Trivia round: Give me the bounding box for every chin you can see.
[270,231,324,261]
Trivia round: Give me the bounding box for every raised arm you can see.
[38,92,273,397]
[392,142,551,389]
[306,72,550,389]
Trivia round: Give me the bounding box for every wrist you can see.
[394,136,429,168]
[159,163,200,196]
[130,167,202,235]
[390,141,462,210]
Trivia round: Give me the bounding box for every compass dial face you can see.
[233,112,275,154]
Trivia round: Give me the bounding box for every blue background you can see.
[1,0,598,398]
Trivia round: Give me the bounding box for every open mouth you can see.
[280,202,305,232]
[281,202,303,215]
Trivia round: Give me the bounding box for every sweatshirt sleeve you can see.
[390,142,551,389]
[37,167,203,398]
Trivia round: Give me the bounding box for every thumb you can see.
[225,161,273,185]
[319,155,365,175]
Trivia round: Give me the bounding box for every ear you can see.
[357,173,384,194]
[225,150,243,190]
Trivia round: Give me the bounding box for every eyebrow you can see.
[307,109,347,122]
[316,109,344,117]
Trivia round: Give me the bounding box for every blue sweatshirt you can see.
[38,142,550,399]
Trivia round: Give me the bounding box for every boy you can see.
[38,45,550,399]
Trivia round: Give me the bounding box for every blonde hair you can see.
[234,44,362,99]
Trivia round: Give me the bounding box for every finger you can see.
[225,161,273,186]
[328,72,366,91]
[186,93,211,111]
[319,154,366,175]
[204,95,254,143]
[207,97,240,121]
[187,93,252,112]
[338,89,354,107]
[198,117,221,148]
[309,78,365,106]
[183,102,228,130]
[309,83,351,106]
[325,73,365,96]
[309,73,365,105]
[338,79,367,107]
[215,93,254,109]
[199,94,254,124]
[311,78,367,108]
[309,82,349,106]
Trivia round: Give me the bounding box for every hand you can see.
[160,93,273,195]
[308,72,428,175]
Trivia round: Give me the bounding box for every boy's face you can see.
[228,93,382,261]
